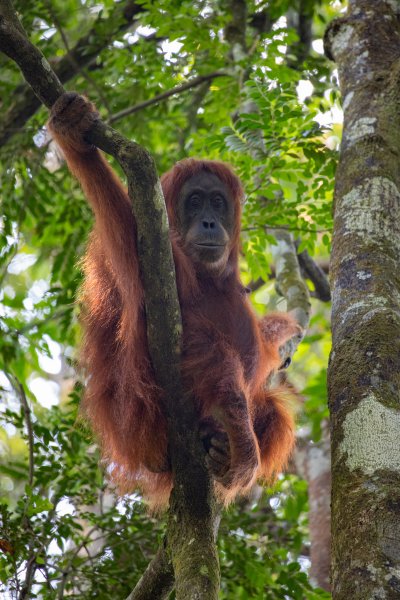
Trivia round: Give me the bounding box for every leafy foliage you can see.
[219,478,330,600]
[197,72,336,280]
[0,0,342,597]
[0,393,164,599]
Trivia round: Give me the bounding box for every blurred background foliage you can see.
[0,0,343,597]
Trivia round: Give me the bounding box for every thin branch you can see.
[242,224,332,234]
[270,230,311,357]
[3,376,37,599]
[81,543,95,570]
[297,247,331,302]
[7,375,34,486]
[0,243,18,287]
[0,0,145,146]
[16,307,72,335]
[38,565,55,592]
[56,524,99,599]
[0,7,183,372]
[109,72,229,124]
[57,572,67,600]
[18,556,37,600]
[56,521,145,595]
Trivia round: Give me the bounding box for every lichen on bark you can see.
[340,394,400,474]
[326,1,400,598]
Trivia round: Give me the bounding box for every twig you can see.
[109,72,229,123]
[57,525,98,599]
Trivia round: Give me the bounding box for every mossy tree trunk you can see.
[325,1,400,598]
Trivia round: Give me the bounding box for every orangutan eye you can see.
[188,194,201,210]
[212,195,225,210]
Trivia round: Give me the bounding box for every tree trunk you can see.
[325,1,400,598]
[296,429,331,592]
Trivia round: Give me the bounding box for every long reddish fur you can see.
[49,103,299,509]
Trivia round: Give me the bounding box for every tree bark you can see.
[296,430,331,592]
[325,1,400,598]
[0,3,308,598]
[0,2,220,597]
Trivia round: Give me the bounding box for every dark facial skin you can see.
[177,171,236,271]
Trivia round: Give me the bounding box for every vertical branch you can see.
[18,556,37,600]
[270,230,310,351]
[5,374,37,599]
[7,374,34,486]
[296,428,331,592]
[0,2,221,598]
[17,379,34,487]
[296,247,331,302]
